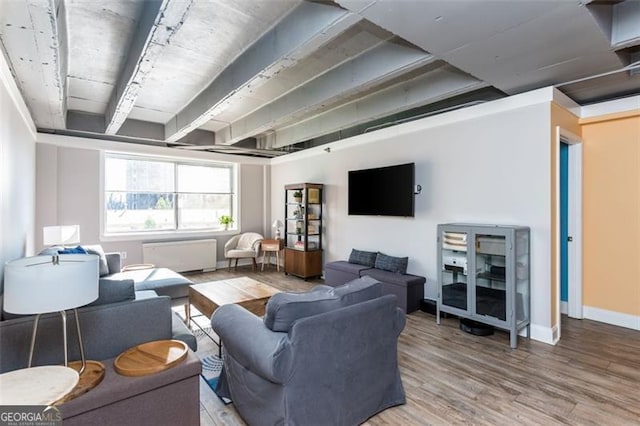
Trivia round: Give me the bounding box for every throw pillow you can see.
[58,245,88,254]
[375,253,408,274]
[264,291,340,332]
[88,278,135,306]
[83,245,110,277]
[348,249,377,267]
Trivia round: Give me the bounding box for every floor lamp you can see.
[3,254,99,374]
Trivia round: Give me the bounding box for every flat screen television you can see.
[348,163,415,217]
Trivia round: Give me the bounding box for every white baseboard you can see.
[583,306,640,331]
[529,323,557,345]
[560,301,568,315]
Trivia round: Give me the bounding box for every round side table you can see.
[0,365,79,405]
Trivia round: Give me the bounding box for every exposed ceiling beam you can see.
[215,40,435,145]
[104,0,193,135]
[176,144,286,158]
[337,0,621,96]
[269,65,486,148]
[164,1,363,143]
[0,0,68,129]
[68,110,214,144]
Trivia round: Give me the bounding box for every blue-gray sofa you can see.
[40,245,193,315]
[0,252,200,425]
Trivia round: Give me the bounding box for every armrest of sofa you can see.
[59,350,202,422]
[211,304,290,383]
[0,296,173,373]
[105,252,122,274]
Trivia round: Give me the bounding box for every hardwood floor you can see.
[186,267,640,425]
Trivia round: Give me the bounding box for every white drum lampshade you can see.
[4,254,99,315]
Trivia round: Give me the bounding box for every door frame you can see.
[555,127,583,327]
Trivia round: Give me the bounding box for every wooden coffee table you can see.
[189,276,279,319]
[189,277,279,355]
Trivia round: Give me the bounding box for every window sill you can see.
[100,229,239,243]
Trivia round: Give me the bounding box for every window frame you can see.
[100,152,238,241]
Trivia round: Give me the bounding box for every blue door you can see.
[560,143,569,304]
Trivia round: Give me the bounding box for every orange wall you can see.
[581,111,640,316]
[550,103,580,327]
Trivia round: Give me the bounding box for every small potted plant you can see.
[293,190,303,203]
[219,215,233,230]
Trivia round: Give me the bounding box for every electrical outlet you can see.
[121,251,127,259]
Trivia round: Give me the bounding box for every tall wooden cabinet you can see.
[284,183,323,279]
[436,223,530,348]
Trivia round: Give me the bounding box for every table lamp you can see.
[4,254,99,374]
[43,225,80,247]
[272,219,283,239]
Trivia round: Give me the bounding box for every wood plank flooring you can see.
[186,267,640,426]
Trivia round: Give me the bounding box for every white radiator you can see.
[142,239,217,272]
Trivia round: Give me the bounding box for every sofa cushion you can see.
[226,249,257,259]
[374,253,408,274]
[83,245,110,277]
[331,276,382,307]
[112,268,192,300]
[39,245,109,277]
[88,278,135,307]
[362,268,426,287]
[348,249,377,267]
[325,260,372,275]
[264,291,340,332]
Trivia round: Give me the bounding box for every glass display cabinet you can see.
[437,223,530,348]
[284,183,323,279]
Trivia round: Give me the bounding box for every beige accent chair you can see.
[224,232,264,271]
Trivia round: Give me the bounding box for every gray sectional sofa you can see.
[325,249,426,313]
[40,245,193,312]
[0,251,200,424]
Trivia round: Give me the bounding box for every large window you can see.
[104,154,235,234]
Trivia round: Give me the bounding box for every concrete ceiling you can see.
[1,0,638,157]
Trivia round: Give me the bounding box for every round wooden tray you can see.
[57,360,106,404]
[114,340,188,377]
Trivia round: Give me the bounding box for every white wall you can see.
[0,53,37,292]
[240,164,268,234]
[271,98,553,336]
[35,135,270,266]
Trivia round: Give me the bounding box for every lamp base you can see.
[57,360,105,404]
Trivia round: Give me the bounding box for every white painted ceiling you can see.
[1,0,638,157]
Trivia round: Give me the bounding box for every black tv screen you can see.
[348,163,415,217]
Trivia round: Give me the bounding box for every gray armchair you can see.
[224,232,263,271]
[211,277,406,426]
